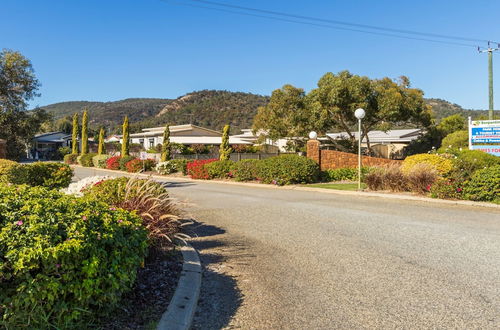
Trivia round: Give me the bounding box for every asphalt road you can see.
[73,168,500,329]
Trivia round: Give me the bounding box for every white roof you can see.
[327,129,422,143]
[167,136,252,145]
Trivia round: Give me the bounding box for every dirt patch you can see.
[98,247,183,329]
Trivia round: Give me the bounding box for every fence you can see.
[132,152,293,162]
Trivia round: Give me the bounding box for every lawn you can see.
[306,182,366,191]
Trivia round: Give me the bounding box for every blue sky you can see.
[2,0,499,110]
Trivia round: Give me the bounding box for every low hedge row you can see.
[5,162,73,189]
[0,184,148,328]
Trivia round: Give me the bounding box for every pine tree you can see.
[219,124,231,161]
[121,116,130,156]
[71,113,79,154]
[161,125,171,162]
[97,127,105,155]
[81,110,88,155]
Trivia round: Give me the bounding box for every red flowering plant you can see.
[125,158,143,173]
[429,178,463,199]
[106,156,121,170]
[186,159,217,179]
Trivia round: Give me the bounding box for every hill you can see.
[39,91,489,134]
[41,90,269,133]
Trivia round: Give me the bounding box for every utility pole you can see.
[479,42,500,120]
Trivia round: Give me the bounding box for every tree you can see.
[309,71,432,153]
[0,49,46,159]
[97,127,105,155]
[71,113,79,154]
[161,125,171,161]
[81,110,88,155]
[437,114,466,136]
[252,84,314,151]
[122,116,130,156]
[438,130,469,152]
[219,124,231,160]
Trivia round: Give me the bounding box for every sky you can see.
[1,0,500,110]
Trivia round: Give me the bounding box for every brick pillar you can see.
[306,139,320,165]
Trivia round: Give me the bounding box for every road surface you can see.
[73,167,500,329]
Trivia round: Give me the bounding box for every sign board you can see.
[469,119,500,156]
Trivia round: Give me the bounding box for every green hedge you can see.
[231,159,259,181]
[92,154,111,168]
[79,152,97,167]
[6,162,73,189]
[64,153,79,165]
[0,185,148,328]
[256,154,320,185]
[322,167,372,182]
[119,155,135,171]
[206,160,234,179]
[463,165,500,202]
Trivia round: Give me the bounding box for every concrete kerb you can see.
[157,243,202,330]
[72,165,500,209]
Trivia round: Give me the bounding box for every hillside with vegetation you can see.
[39,91,488,134]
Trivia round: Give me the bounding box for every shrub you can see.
[437,130,468,153]
[6,162,73,189]
[322,167,373,182]
[119,155,136,171]
[231,159,259,181]
[58,146,71,157]
[125,158,143,173]
[206,160,235,179]
[406,163,438,194]
[463,165,500,202]
[79,152,97,167]
[401,153,453,176]
[0,185,148,328]
[106,155,121,170]
[429,178,463,199]
[92,154,111,168]
[142,158,156,171]
[171,159,189,175]
[256,154,320,185]
[365,165,409,192]
[187,159,218,179]
[0,159,17,182]
[64,153,79,164]
[156,161,178,175]
[84,177,188,247]
[452,150,500,180]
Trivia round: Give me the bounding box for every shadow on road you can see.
[188,221,242,330]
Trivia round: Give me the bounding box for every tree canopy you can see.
[253,71,432,152]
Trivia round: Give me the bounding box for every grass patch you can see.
[306,183,366,191]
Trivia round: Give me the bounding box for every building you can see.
[125,124,253,149]
[326,129,423,159]
[105,135,121,143]
[231,129,290,152]
[30,132,72,159]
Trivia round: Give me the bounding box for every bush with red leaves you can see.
[106,156,122,170]
[186,159,217,179]
[125,158,143,173]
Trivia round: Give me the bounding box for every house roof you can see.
[326,128,423,143]
[168,136,252,145]
[34,132,71,143]
[140,124,221,135]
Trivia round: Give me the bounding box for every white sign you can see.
[469,118,500,156]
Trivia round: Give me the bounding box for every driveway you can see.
[73,167,500,329]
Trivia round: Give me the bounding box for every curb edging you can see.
[157,243,201,330]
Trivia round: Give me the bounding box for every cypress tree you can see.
[97,127,105,155]
[81,110,88,155]
[161,125,171,162]
[71,113,79,154]
[121,116,130,156]
[219,124,231,161]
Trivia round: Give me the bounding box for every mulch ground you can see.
[98,246,183,330]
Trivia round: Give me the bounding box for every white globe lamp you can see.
[354,108,365,190]
[309,131,318,140]
[354,108,366,120]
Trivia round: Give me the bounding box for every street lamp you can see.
[309,131,318,140]
[354,108,366,190]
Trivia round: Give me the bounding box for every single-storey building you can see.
[326,128,423,159]
[30,132,72,160]
[125,124,253,149]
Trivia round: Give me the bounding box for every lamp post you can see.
[354,108,366,190]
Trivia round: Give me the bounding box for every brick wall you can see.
[0,139,6,159]
[306,139,400,170]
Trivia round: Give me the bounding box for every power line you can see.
[191,0,494,44]
[161,0,481,48]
